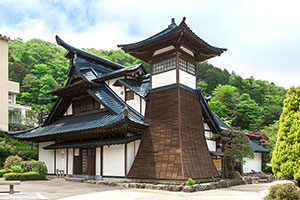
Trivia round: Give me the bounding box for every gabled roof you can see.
[212,112,230,131]
[56,35,125,70]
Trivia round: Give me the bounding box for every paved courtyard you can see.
[0,179,292,200]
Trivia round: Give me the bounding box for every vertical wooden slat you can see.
[100,146,103,176]
[66,148,69,175]
[124,144,127,177]
[54,149,56,174]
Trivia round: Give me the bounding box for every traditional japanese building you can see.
[8,18,228,180]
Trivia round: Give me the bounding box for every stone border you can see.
[83,179,246,192]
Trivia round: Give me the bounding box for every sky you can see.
[0,0,300,88]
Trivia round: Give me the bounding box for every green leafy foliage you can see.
[217,127,254,171]
[4,155,22,169]
[271,87,300,180]
[10,165,24,173]
[266,183,300,200]
[3,171,42,181]
[0,169,8,177]
[185,178,195,186]
[20,160,47,178]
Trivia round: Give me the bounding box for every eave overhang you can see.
[118,17,226,63]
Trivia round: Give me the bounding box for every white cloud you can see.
[0,0,300,88]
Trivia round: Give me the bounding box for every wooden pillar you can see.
[54,149,56,174]
[100,146,103,176]
[124,144,127,177]
[66,148,69,175]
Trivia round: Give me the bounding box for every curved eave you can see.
[56,35,125,70]
[118,17,226,55]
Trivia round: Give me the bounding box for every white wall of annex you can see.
[67,148,73,175]
[96,147,101,176]
[179,70,196,89]
[126,93,140,114]
[141,99,146,116]
[126,142,135,174]
[206,140,216,152]
[39,141,55,174]
[106,78,124,101]
[103,145,124,177]
[56,149,67,172]
[152,70,176,89]
[243,152,262,173]
[135,140,141,155]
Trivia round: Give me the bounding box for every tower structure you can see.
[119,18,226,180]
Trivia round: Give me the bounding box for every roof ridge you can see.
[56,35,125,70]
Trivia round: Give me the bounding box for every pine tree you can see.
[271,86,300,180]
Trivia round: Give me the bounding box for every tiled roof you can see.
[118,17,226,54]
[56,35,125,70]
[247,131,269,141]
[212,112,230,130]
[92,63,146,82]
[249,140,269,153]
[115,76,150,98]
[0,34,11,41]
[43,135,141,149]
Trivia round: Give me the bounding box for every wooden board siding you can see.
[128,86,219,180]
[72,96,101,114]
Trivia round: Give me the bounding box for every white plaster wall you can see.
[103,145,125,177]
[135,140,141,155]
[96,147,101,176]
[243,152,262,173]
[179,70,196,89]
[206,140,216,152]
[205,131,213,139]
[126,93,140,114]
[106,78,125,101]
[67,148,73,174]
[141,99,146,116]
[39,141,55,174]
[56,149,67,172]
[152,70,176,89]
[127,142,135,174]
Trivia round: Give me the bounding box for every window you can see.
[152,57,176,74]
[179,58,196,75]
[126,90,134,101]
[8,94,12,104]
[9,110,21,124]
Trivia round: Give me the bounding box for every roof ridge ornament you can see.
[168,18,177,28]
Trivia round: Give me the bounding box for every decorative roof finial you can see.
[182,17,186,22]
[168,18,177,28]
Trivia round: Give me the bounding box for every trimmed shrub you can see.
[186,178,195,186]
[20,160,47,178]
[10,165,23,173]
[266,183,300,200]
[4,155,22,169]
[3,171,41,181]
[0,169,8,177]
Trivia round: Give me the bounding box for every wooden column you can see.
[54,149,56,174]
[66,148,69,175]
[100,146,103,176]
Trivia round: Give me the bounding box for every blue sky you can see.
[1,0,300,88]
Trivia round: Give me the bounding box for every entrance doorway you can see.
[73,148,95,176]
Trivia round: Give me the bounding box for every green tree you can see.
[212,85,240,111]
[232,93,263,130]
[271,87,300,181]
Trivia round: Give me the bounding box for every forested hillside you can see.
[8,38,286,135]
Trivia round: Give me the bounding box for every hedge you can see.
[3,171,42,181]
[20,160,47,178]
[0,169,8,177]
